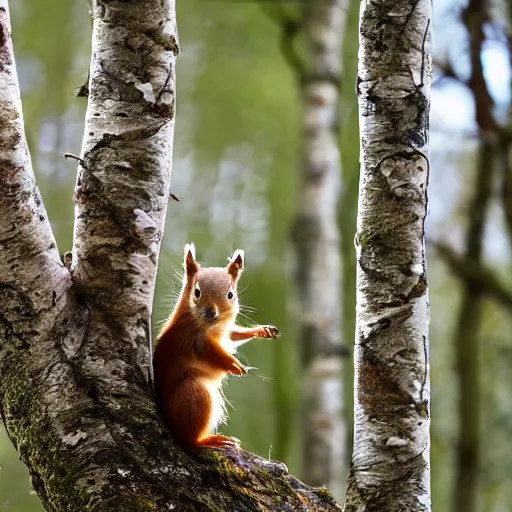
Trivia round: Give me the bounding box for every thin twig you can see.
[64,152,87,168]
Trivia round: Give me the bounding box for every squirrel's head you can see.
[182,243,244,329]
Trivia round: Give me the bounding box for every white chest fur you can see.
[203,378,228,431]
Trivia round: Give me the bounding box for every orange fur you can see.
[153,244,281,451]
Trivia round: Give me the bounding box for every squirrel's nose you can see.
[204,305,219,322]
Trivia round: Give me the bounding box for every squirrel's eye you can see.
[227,291,234,300]
[194,287,201,299]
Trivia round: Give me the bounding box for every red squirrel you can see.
[153,243,281,451]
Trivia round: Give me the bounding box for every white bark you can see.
[0,1,343,509]
[0,2,68,320]
[72,0,178,320]
[68,0,179,407]
[344,1,432,510]
[292,0,348,500]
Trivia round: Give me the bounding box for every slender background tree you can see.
[344,0,432,509]
[258,0,349,498]
[292,0,348,499]
[451,3,495,511]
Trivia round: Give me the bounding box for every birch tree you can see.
[344,1,432,510]
[258,0,349,497]
[292,0,348,500]
[0,1,342,510]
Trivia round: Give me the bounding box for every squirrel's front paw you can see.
[229,361,247,376]
[261,325,281,339]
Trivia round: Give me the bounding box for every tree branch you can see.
[71,0,178,318]
[0,2,70,319]
[433,241,512,312]
[258,2,305,81]
[0,0,72,460]
[462,0,498,133]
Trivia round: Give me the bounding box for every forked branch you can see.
[0,1,342,509]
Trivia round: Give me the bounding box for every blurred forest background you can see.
[1,0,511,511]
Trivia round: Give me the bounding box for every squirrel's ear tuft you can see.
[184,243,199,278]
[227,249,244,282]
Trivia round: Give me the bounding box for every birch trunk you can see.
[0,1,342,510]
[344,1,432,509]
[292,0,348,500]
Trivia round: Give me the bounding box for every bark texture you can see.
[292,0,348,500]
[344,1,432,510]
[0,1,342,510]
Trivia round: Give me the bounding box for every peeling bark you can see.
[70,0,179,406]
[344,1,432,510]
[291,0,349,500]
[0,1,343,510]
